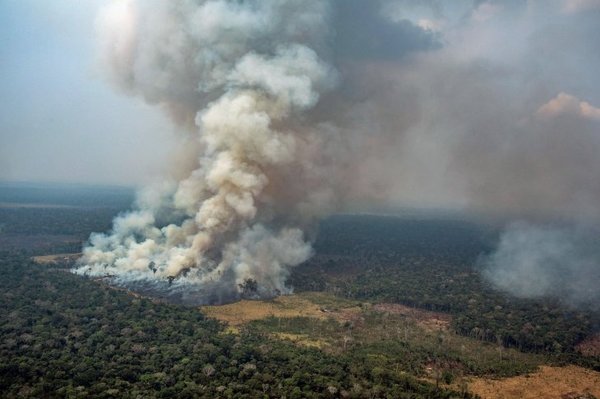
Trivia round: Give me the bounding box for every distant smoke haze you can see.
[70,0,600,304]
[481,222,600,310]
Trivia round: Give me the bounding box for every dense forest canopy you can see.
[0,184,598,398]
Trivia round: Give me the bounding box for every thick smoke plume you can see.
[75,0,341,304]
[75,0,600,305]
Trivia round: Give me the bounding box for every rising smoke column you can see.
[75,1,600,305]
[74,0,340,304]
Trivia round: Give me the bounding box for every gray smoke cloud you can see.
[74,0,600,304]
[481,222,600,310]
[329,0,600,305]
[336,0,600,215]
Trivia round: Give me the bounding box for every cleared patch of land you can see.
[199,291,600,399]
[201,292,544,378]
[32,253,82,265]
[468,365,600,399]
[200,292,358,325]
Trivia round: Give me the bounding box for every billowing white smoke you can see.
[481,222,600,310]
[74,1,600,305]
[74,0,339,304]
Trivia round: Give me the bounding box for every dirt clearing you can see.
[468,365,600,399]
[200,292,364,326]
[32,253,82,265]
[200,293,332,325]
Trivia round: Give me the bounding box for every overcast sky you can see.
[0,0,173,186]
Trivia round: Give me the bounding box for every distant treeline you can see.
[0,182,134,208]
[0,207,121,237]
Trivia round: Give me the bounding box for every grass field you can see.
[32,252,81,265]
[468,365,600,399]
[200,292,360,325]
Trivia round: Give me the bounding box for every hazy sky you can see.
[0,0,173,186]
[8,0,595,307]
[2,0,600,214]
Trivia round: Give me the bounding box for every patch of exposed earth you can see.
[467,365,600,399]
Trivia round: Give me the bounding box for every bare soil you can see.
[32,253,82,265]
[468,365,600,399]
[200,293,331,325]
[200,292,364,325]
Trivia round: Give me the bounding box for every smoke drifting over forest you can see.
[75,0,600,305]
[481,223,600,310]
